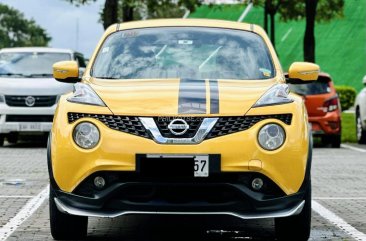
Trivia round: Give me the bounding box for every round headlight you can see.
[258,123,285,151]
[73,122,100,149]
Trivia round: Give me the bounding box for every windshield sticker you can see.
[102,47,110,54]
[122,31,139,38]
[259,68,272,77]
[178,40,193,45]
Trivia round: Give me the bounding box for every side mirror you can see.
[287,62,320,84]
[53,61,80,83]
[363,75,366,86]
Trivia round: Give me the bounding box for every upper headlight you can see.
[253,84,293,108]
[258,123,285,151]
[73,122,100,149]
[67,83,106,106]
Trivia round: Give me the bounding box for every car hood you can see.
[89,78,277,116]
[0,77,74,96]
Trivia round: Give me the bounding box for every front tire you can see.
[7,133,18,144]
[356,112,366,144]
[49,186,88,240]
[0,134,4,146]
[275,182,311,241]
[331,135,341,148]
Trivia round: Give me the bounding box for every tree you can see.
[304,0,318,63]
[253,0,281,48]
[264,0,281,49]
[254,0,344,63]
[64,0,202,30]
[279,0,344,62]
[0,4,51,48]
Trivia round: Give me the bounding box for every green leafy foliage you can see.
[335,85,357,111]
[278,0,344,22]
[62,0,96,6]
[252,0,344,22]
[64,0,202,27]
[0,4,51,48]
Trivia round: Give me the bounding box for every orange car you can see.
[289,73,341,148]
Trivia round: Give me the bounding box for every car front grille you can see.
[67,113,292,140]
[6,115,54,122]
[206,114,292,139]
[154,117,204,138]
[67,113,149,138]
[5,95,57,107]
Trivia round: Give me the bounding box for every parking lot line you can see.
[314,197,366,200]
[0,196,34,198]
[341,144,366,153]
[0,185,49,241]
[312,200,366,241]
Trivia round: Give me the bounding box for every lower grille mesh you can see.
[67,112,149,138]
[206,114,292,139]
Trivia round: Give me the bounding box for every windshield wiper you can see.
[94,76,120,79]
[27,73,53,77]
[0,73,27,77]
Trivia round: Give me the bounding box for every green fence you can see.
[189,1,366,91]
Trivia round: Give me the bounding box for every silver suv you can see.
[355,75,366,144]
[0,47,86,146]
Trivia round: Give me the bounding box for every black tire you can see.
[331,135,341,148]
[0,134,4,147]
[275,181,311,241]
[356,112,366,144]
[320,135,330,147]
[7,133,18,144]
[49,186,88,240]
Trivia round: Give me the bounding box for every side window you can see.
[74,53,86,68]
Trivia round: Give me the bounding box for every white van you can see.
[0,47,86,145]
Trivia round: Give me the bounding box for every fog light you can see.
[73,122,100,149]
[94,176,105,189]
[252,178,263,191]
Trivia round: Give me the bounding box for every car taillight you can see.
[323,96,339,112]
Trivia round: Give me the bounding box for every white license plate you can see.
[194,155,209,177]
[19,123,42,131]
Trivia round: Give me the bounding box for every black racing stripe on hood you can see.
[178,79,206,114]
[209,79,219,114]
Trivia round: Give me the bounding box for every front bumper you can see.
[52,179,306,219]
[309,111,341,136]
[0,103,55,133]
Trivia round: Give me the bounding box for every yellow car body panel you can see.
[87,79,280,116]
[52,93,308,195]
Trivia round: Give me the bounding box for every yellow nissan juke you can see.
[48,19,319,240]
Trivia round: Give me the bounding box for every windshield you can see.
[0,52,72,78]
[92,27,275,80]
[289,82,331,95]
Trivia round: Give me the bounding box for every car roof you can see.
[112,18,258,34]
[0,47,75,54]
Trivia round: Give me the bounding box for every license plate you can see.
[19,123,41,131]
[194,155,209,177]
[138,154,219,178]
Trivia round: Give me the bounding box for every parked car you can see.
[0,47,86,146]
[355,75,366,144]
[48,19,318,241]
[289,73,342,148]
